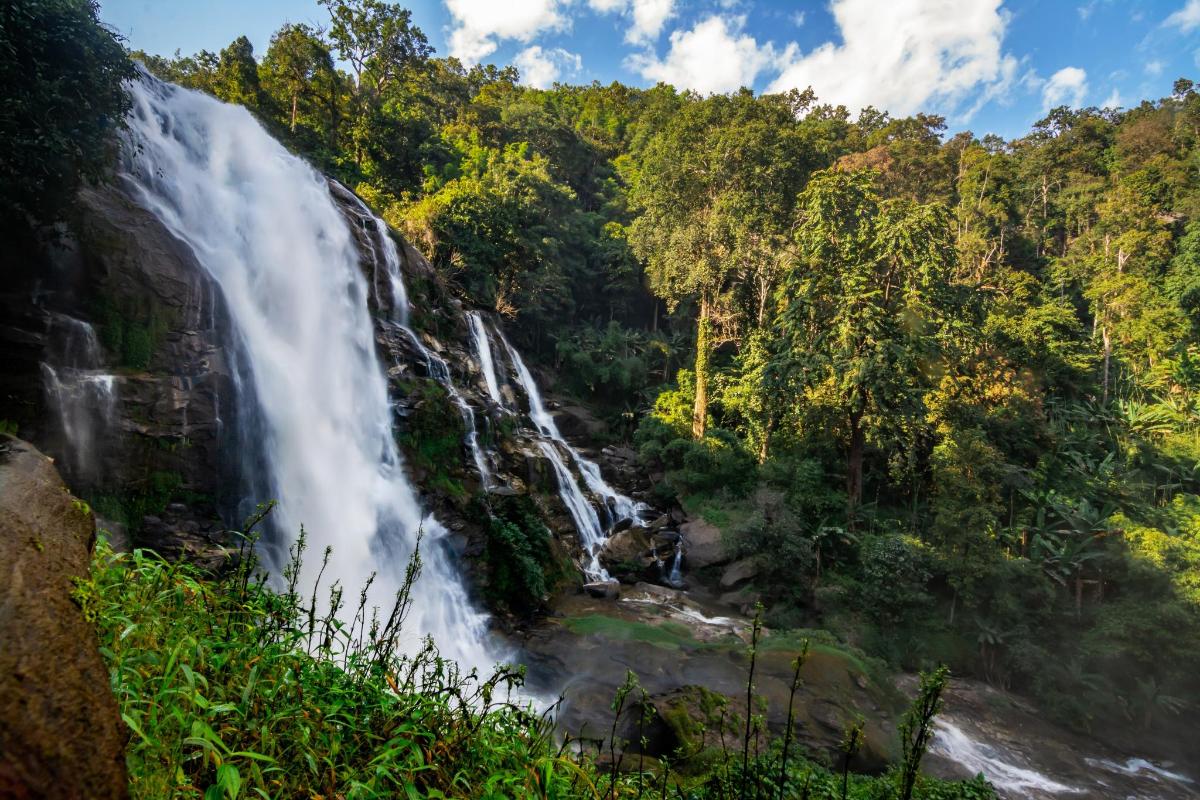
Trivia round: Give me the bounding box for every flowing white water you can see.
[537,440,608,580]
[119,72,493,671]
[1084,757,1195,787]
[333,182,409,325]
[336,185,491,487]
[467,312,505,407]
[492,324,647,579]
[40,363,116,483]
[400,325,490,487]
[667,538,684,587]
[494,324,645,525]
[40,314,117,485]
[930,721,1082,796]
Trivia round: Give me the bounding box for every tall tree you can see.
[213,36,263,110]
[260,24,337,134]
[319,0,431,95]
[776,169,959,522]
[628,90,813,438]
[0,0,133,228]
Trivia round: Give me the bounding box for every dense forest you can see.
[5,0,1200,789]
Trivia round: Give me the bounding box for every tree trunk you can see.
[290,93,298,132]
[1101,324,1112,404]
[692,294,712,440]
[847,405,865,527]
[758,412,775,463]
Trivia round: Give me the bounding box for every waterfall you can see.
[336,184,490,487]
[40,363,116,485]
[400,325,490,487]
[488,322,644,579]
[930,721,1080,796]
[119,71,494,671]
[331,182,408,325]
[495,325,644,524]
[537,440,608,580]
[40,314,117,487]
[467,312,505,407]
[667,537,683,587]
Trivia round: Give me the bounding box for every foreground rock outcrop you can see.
[0,436,127,799]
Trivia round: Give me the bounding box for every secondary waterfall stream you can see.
[39,314,117,488]
[465,313,645,580]
[335,186,491,487]
[119,72,494,672]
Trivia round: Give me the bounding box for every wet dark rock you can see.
[137,503,235,574]
[599,526,652,566]
[0,436,128,799]
[0,183,237,560]
[646,513,670,532]
[525,590,898,774]
[552,403,608,446]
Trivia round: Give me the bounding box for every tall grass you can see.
[79,520,995,799]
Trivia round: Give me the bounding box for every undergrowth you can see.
[80,519,995,799]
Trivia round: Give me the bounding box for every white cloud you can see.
[767,0,1017,120]
[1165,0,1200,32]
[1101,87,1121,108]
[588,0,676,44]
[1146,59,1164,76]
[1042,66,1089,110]
[445,0,568,63]
[628,15,777,94]
[791,10,806,27]
[514,45,582,88]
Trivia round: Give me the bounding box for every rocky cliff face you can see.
[0,183,239,563]
[0,436,128,799]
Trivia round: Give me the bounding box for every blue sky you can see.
[100,0,1200,139]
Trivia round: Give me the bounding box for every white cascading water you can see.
[930,721,1081,797]
[331,182,409,324]
[402,328,491,487]
[40,314,117,486]
[119,72,494,671]
[537,440,608,580]
[467,312,505,407]
[337,186,491,487]
[496,325,643,521]
[487,322,644,580]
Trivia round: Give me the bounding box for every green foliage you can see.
[395,378,467,497]
[85,534,991,799]
[84,533,585,799]
[94,296,164,370]
[478,493,562,615]
[89,469,186,532]
[0,0,134,227]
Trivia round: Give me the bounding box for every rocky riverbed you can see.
[520,573,1199,798]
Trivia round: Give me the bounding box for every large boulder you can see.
[680,517,730,569]
[720,558,759,588]
[0,436,128,799]
[598,526,653,568]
